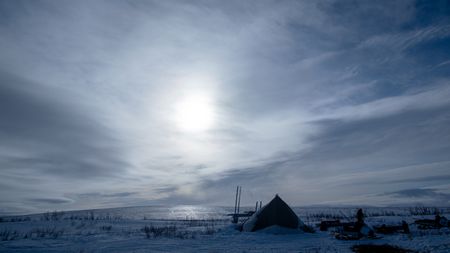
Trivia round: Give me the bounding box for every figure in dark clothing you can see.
[355,209,364,231]
[356,209,364,223]
[402,221,410,234]
[435,214,442,227]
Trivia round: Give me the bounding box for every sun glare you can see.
[174,93,215,132]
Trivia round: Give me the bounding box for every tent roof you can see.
[242,194,300,232]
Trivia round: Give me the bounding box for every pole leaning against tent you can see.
[233,186,239,223]
[237,186,242,215]
[234,186,239,215]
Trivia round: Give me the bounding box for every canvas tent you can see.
[242,194,302,232]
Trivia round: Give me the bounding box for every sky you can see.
[1,0,450,215]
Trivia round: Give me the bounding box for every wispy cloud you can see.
[28,198,74,205]
[384,188,450,199]
[1,0,450,213]
[358,25,450,52]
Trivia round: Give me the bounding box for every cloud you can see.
[384,188,450,199]
[1,0,450,213]
[0,71,128,179]
[185,103,450,206]
[0,71,131,213]
[28,198,74,204]
[389,175,450,184]
[76,192,138,199]
[312,82,450,121]
[358,25,450,52]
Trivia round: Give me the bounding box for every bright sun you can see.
[174,93,215,132]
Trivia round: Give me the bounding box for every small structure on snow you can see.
[241,194,303,232]
[374,221,410,234]
[320,220,341,231]
[228,186,256,223]
[415,214,449,229]
[335,209,376,240]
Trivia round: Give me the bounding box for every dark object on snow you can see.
[335,222,376,240]
[335,229,361,240]
[320,220,341,231]
[415,218,436,229]
[241,194,300,232]
[436,214,449,227]
[415,214,449,229]
[374,221,410,234]
[352,244,415,253]
[335,209,376,240]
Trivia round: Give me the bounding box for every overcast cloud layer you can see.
[1,0,450,215]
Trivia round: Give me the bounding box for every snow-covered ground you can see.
[1,206,449,252]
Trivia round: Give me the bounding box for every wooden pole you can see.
[232,186,240,223]
[237,186,242,215]
[234,186,239,216]
[255,201,258,211]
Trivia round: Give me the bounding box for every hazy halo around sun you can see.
[174,92,215,132]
